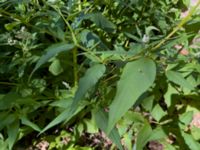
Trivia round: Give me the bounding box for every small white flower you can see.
[7,38,17,45]
[20,26,26,32]
[142,34,149,43]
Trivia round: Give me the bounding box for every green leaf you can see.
[0,93,20,110]
[107,58,156,133]
[94,108,123,150]
[0,113,16,130]
[0,138,8,150]
[83,118,98,134]
[71,64,106,112]
[5,22,20,31]
[49,58,63,76]
[20,116,41,132]
[40,101,84,134]
[148,127,167,141]
[164,84,179,107]
[6,120,19,150]
[84,13,116,32]
[151,104,167,122]
[191,126,200,140]
[163,143,176,150]
[141,95,154,111]
[31,43,74,75]
[165,70,195,90]
[40,109,70,134]
[179,111,193,125]
[134,123,152,150]
[181,131,200,150]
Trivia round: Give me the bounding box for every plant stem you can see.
[0,82,18,86]
[151,1,200,51]
[73,47,78,86]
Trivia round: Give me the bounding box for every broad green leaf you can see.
[165,70,195,90]
[141,95,154,111]
[49,58,63,76]
[148,127,167,141]
[20,116,41,132]
[191,126,200,140]
[6,120,19,150]
[164,84,179,107]
[181,131,200,150]
[84,13,116,33]
[190,125,200,141]
[179,111,193,125]
[107,58,156,133]
[82,118,98,134]
[71,64,106,112]
[31,43,74,75]
[94,108,123,150]
[151,104,167,122]
[134,123,152,150]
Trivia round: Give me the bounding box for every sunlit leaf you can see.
[165,70,195,90]
[151,104,167,122]
[49,58,63,76]
[181,131,200,150]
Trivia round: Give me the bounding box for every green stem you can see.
[0,82,18,86]
[55,7,78,45]
[73,47,78,86]
[151,1,200,51]
[55,6,103,67]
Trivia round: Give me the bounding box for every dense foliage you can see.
[0,0,200,149]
